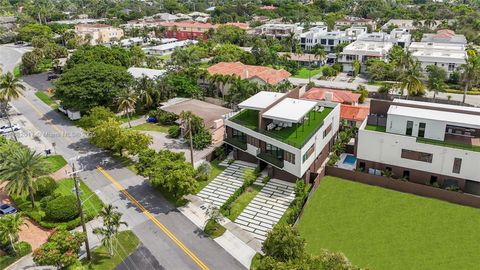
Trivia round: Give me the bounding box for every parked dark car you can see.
[47,73,59,81]
[0,204,17,216]
[146,116,157,123]
[346,71,354,76]
[14,41,24,45]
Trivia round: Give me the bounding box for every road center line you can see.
[97,166,210,270]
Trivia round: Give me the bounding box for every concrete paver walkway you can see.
[235,179,296,242]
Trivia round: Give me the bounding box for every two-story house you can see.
[224,88,340,182]
[357,99,480,195]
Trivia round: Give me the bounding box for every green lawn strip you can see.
[12,178,103,230]
[297,176,480,270]
[267,108,333,147]
[13,65,21,78]
[365,124,386,132]
[0,255,20,269]
[224,185,262,221]
[83,230,140,270]
[131,123,172,133]
[195,159,226,193]
[292,66,325,79]
[35,91,58,109]
[117,113,143,124]
[43,155,68,174]
[204,219,226,238]
[417,137,480,152]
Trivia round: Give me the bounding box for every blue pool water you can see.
[343,155,357,165]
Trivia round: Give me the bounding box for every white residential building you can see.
[74,24,124,45]
[127,67,165,79]
[409,42,467,75]
[300,26,367,52]
[223,89,340,182]
[357,99,480,195]
[143,40,198,56]
[253,23,303,39]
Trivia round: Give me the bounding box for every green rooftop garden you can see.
[230,109,259,130]
[365,124,386,132]
[417,137,480,152]
[264,107,333,148]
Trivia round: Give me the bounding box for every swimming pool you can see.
[343,154,357,165]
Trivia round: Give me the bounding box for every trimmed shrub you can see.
[34,176,58,198]
[14,241,32,257]
[322,66,338,77]
[192,129,212,150]
[195,162,211,182]
[44,195,79,222]
[40,193,60,209]
[157,111,178,125]
[168,125,181,138]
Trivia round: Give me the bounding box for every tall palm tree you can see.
[460,55,480,104]
[426,65,447,101]
[400,61,425,97]
[116,89,138,128]
[0,214,27,255]
[93,205,127,257]
[179,111,196,165]
[135,76,157,109]
[0,148,46,209]
[0,72,25,142]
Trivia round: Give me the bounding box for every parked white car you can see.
[0,125,20,134]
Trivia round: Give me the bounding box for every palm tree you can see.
[313,46,326,65]
[179,111,196,165]
[93,205,127,257]
[460,55,480,103]
[0,72,25,141]
[0,214,27,255]
[135,76,157,109]
[426,65,447,101]
[116,89,138,128]
[400,61,425,97]
[0,148,47,209]
[284,32,297,53]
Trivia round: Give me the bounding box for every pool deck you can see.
[336,153,357,170]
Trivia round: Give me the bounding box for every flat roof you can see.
[388,105,480,129]
[238,91,286,110]
[127,67,165,79]
[263,98,318,123]
[393,99,480,113]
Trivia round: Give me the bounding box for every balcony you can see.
[257,152,284,168]
[417,137,480,153]
[224,137,248,150]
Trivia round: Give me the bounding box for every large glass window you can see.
[302,144,315,163]
[266,143,284,160]
[406,121,413,136]
[232,129,246,142]
[418,122,426,138]
[401,149,433,163]
[452,158,462,174]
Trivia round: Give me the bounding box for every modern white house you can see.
[356,99,480,195]
[223,88,340,182]
[252,23,303,39]
[143,40,198,56]
[299,26,367,52]
[408,30,468,76]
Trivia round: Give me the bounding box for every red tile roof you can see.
[340,104,369,122]
[302,87,360,104]
[207,62,291,85]
[159,20,218,29]
[434,29,456,38]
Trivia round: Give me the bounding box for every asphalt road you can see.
[1,45,245,270]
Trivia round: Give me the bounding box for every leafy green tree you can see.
[130,45,146,67]
[163,72,202,98]
[89,118,124,153]
[262,225,306,262]
[78,106,117,130]
[211,44,248,63]
[171,45,208,68]
[0,214,27,255]
[31,35,51,48]
[54,62,133,112]
[116,89,137,128]
[17,24,52,41]
[0,72,25,141]
[352,60,361,77]
[116,129,152,156]
[93,205,127,257]
[426,65,447,100]
[21,51,42,74]
[212,25,247,45]
[400,61,425,96]
[460,55,480,103]
[66,45,132,68]
[33,230,86,269]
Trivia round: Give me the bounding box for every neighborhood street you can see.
[0,45,245,270]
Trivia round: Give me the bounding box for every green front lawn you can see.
[224,185,262,221]
[43,155,68,173]
[54,178,104,219]
[84,230,140,270]
[292,66,325,79]
[297,176,480,270]
[131,122,172,133]
[118,113,143,124]
[266,108,333,148]
[35,91,58,108]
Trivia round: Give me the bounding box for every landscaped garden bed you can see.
[297,176,480,270]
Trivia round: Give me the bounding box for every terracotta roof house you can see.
[340,104,369,127]
[302,87,360,105]
[207,62,291,85]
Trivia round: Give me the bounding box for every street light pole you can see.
[70,162,91,261]
[188,117,194,166]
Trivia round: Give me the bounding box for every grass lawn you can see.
[224,185,262,221]
[43,155,68,173]
[35,91,58,109]
[365,124,386,132]
[267,108,333,148]
[118,113,143,124]
[231,109,259,130]
[13,65,21,78]
[297,176,480,270]
[0,255,21,269]
[292,66,325,79]
[84,230,140,270]
[195,159,226,193]
[55,178,104,219]
[204,219,226,238]
[131,122,172,133]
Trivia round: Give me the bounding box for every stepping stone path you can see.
[198,160,257,208]
[234,179,296,242]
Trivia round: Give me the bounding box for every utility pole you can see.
[188,117,194,166]
[70,162,91,261]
